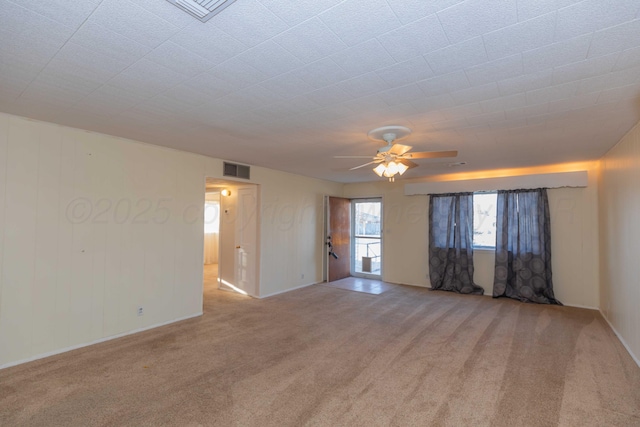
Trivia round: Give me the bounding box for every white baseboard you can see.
[259,282,319,298]
[0,312,203,371]
[600,309,640,369]
[562,303,599,310]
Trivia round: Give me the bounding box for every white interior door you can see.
[235,186,258,296]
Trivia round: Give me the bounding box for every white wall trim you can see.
[562,303,598,310]
[259,282,319,298]
[599,310,640,369]
[405,170,589,195]
[0,312,203,371]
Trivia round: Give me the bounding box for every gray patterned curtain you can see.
[493,189,561,305]
[429,193,484,295]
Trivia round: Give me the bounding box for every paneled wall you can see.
[0,114,205,367]
[599,121,640,364]
[242,166,343,297]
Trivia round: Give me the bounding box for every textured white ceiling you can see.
[2,0,640,182]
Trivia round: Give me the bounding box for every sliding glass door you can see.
[351,199,382,278]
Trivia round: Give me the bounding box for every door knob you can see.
[236,245,241,249]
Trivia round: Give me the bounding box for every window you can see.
[354,202,381,237]
[473,192,497,248]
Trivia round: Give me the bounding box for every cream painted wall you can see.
[344,163,600,308]
[0,113,343,367]
[0,114,205,367]
[473,250,496,292]
[598,121,640,364]
[248,167,343,297]
[547,177,600,308]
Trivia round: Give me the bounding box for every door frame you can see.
[350,197,383,279]
[325,196,352,282]
[205,178,260,298]
[323,195,328,282]
[323,195,384,282]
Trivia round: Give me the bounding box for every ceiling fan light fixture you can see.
[344,125,459,182]
[385,161,399,176]
[373,160,407,181]
[397,162,409,175]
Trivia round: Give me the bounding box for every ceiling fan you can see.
[334,126,458,181]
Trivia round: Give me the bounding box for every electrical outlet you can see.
[137,306,144,316]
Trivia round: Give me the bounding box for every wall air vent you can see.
[166,0,237,22]
[223,162,250,180]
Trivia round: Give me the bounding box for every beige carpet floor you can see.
[1,269,639,426]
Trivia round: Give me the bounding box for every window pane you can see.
[473,193,497,248]
[354,237,381,274]
[354,202,381,237]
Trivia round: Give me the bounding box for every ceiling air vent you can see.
[166,0,237,22]
[223,162,250,180]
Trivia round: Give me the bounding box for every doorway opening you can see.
[203,190,221,293]
[204,178,259,301]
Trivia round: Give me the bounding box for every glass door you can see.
[351,199,382,278]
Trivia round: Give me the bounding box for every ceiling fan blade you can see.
[349,160,382,171]
[389,143,413,155]
[334,155,376,159]
[398,159,419,169]
[403,150,458,159]
[349,160,382,170]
